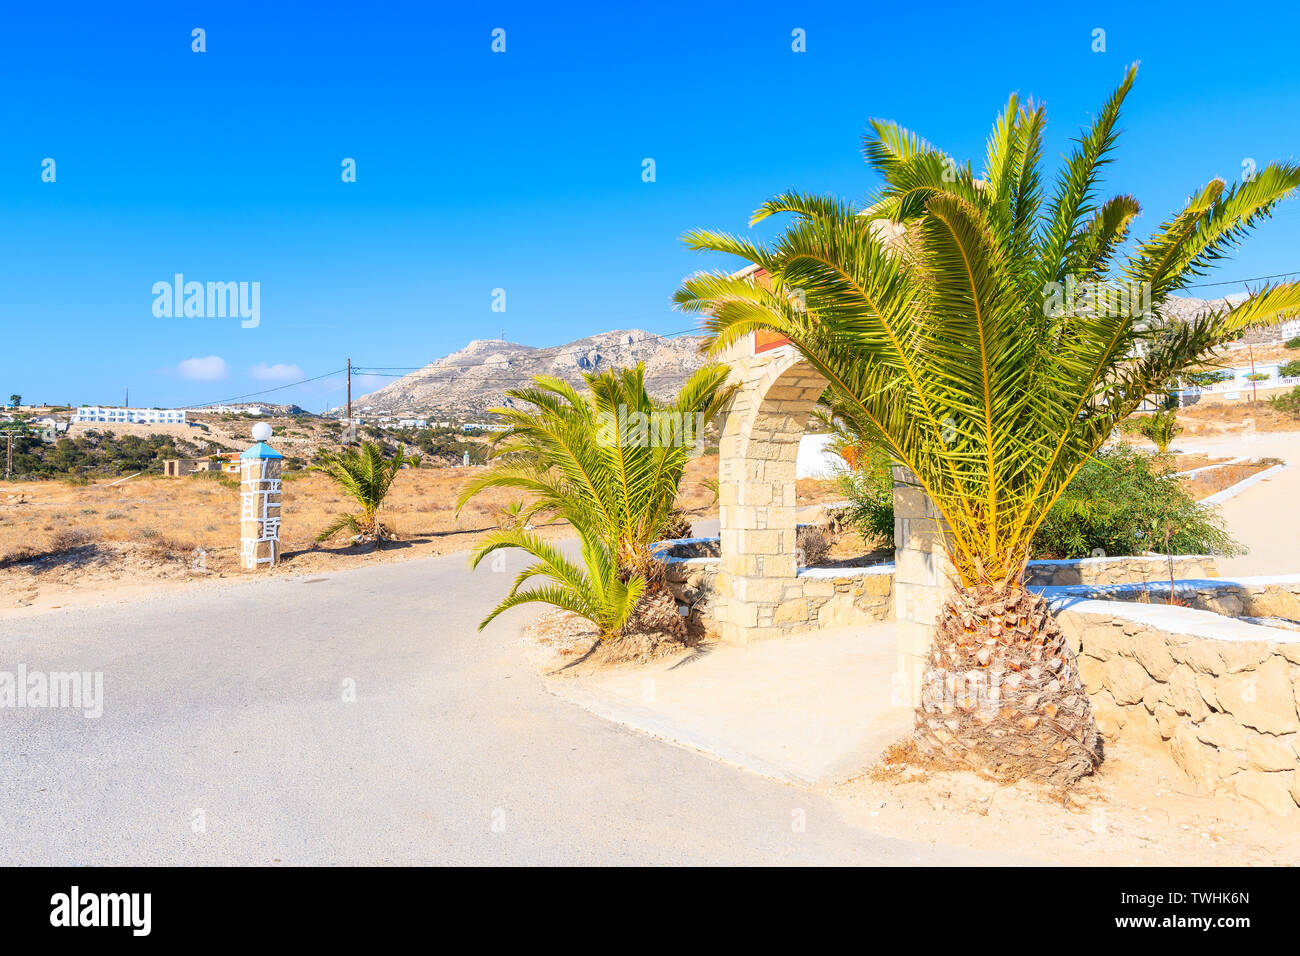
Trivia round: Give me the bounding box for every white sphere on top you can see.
[251,423,273,442]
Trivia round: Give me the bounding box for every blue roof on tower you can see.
[240,442,283,459]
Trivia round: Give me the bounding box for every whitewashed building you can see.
[74,406,187,425]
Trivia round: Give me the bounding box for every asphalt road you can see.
[0,546,1012,865]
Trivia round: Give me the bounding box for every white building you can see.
[74,406,187,425]
[205,404,268,416]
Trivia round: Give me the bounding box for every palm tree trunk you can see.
[914,583,1100,786]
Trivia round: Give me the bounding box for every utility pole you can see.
[1249,343,1258,403]
[5,430,13,479]
[125,386,129,409]
[345,358,352,446]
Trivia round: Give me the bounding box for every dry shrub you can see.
[659,510,694,541]
[796,523,831,566]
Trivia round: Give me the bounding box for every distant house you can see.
[163,452,241,477]
[75,406,187,425]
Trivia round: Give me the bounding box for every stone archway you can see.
[714,333,828,644]
[712,330,955,704]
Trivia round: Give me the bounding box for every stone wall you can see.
[1043,575,1300,621]
[1053,599,1300,815]
[662,546,892,638]
[1025,555,1218,587]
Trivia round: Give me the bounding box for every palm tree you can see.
[469,525,645,639]
[458,363,734,634]
[674,64,1300,784]
[457,363,734,578]
[314,441,412,543]
[1137,407,1181,453]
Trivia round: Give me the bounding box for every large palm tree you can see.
[674,65,1300,784]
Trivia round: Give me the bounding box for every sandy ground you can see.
[0,456,842,618]
[830,738,1300,866]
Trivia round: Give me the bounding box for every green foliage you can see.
[836,445,1242,561]
[1,428,211,480]
[458,363,734,637]
[1136,408,1181,452]
[1277,359,1300,378]
[1184,369,1232,386]
[470,527,644,641]
[312,441,412,542]
[1285,336,1300,350]
[1270,385,1300,417]
[1032,445,1243,559]
[675,64,1300,586]
[835,443,896,547]
[1245,372,1270,382]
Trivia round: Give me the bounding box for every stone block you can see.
[1216,656,1300,735]
[1245,731,1299,772]
[1233,770,1297,816]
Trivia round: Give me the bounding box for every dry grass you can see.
[0,454,840,610]
[1176,400,1299,436]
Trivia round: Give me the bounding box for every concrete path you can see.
[552,625,912,786]
[1168,430,1300,577]
[0,551,1015,866]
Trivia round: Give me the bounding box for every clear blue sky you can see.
[3,1,1299,411]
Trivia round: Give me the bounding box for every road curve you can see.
[0,546,1022,865]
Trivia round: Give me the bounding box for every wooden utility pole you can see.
[1249,344,1258,403]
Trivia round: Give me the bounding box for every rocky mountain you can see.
[350,330,709,416]
[348,294,1294,418]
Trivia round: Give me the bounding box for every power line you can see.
[1183,270,1300,290]
[182,368,347,409]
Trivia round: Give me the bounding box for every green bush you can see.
[838,444,1242,560]
[1285,336,1300,350]
[1278,359,1300,378]
[835,444,896,548]
[1032,445,1242,559]
[1270,385,1300,417]
[1184,369,1233,386]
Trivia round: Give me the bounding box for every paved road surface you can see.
[1,549,1012,865]
[1171,430,1300,577]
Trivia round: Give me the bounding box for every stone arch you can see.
[714,334,828,643]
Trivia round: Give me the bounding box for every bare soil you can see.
[830,735,1300,865]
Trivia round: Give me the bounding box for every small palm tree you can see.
[675,64,1300,784]
[1137,408,1181,453]
[314,441,412,543]
[459,363,734,634]
[470,525,645,639]
[458,363,734,578]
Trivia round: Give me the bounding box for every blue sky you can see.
[3,1,1299,411]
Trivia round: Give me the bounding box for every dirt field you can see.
[0,455,839,615]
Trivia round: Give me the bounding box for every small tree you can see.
[1278,359,1300,378]
[8,395,19,408]
[1137,408,1182,453]
[313,441,412,544]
